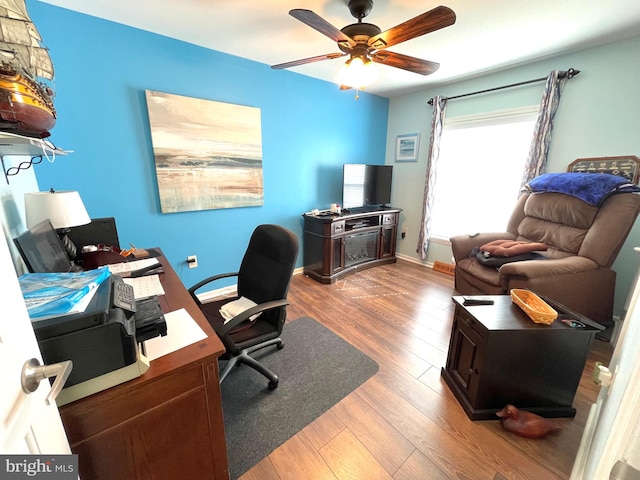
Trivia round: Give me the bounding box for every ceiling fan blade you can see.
[371,51,440,76]
[368,6,456,50]
[271,52,347,70]
[289,9,356,49]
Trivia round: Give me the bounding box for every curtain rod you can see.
[427,68,580,106]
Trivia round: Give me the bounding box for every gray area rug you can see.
[220,317,379,479]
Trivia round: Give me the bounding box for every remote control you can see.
[462,296,494,306]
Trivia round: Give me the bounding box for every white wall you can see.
[0,156,40,275]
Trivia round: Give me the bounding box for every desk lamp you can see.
[25,188,90,260]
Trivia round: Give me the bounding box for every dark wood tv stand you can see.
[302,207,401,284]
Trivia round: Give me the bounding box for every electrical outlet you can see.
[187,255,198,269]
[401,227,408,239]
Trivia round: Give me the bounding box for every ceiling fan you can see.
[271,0,456,89]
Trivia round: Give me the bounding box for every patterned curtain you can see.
[519,70,569,189]
[417,96,447,260]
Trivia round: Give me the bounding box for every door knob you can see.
[21,358,73,405]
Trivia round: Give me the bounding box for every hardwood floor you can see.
[239,260,614,480]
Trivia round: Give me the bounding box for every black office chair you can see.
[188,224,299,389]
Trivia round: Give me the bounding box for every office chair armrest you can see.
[188,271,239,295]
[188,272,239,305]
[218,299,290,336]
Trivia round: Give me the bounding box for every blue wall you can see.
[27,1,389,288]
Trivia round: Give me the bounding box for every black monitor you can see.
[14,219,76,273]
[67,217,120,250]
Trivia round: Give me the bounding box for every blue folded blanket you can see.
[526,172,640,205]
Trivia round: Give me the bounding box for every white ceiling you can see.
[40,0,640,98]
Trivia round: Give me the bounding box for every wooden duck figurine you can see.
[496,405,563,438]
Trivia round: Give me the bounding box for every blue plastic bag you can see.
[19,266,112,319]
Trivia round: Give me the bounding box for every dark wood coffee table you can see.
[441,294,603,420]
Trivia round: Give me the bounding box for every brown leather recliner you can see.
[450,190,640,325]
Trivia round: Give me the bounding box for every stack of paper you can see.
[219,296,261,325]
[144,308,207,360]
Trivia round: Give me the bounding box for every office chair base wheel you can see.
[277,341,284,350]
[268,379,278,390]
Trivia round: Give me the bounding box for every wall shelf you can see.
[0,131,70,184]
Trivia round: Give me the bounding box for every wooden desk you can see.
[59,249,229,479]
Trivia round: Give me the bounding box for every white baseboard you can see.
[196,285,236,303]
[395,253,433,268]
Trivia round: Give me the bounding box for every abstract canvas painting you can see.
[145,90,264,213]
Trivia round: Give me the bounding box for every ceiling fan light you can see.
[336,56,380,89]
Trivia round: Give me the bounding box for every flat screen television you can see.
[342,164,393,210]
[14,219,76,273]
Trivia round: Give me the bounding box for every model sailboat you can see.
[0,0,55,138]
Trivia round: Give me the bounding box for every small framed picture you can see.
[395,133,420,162]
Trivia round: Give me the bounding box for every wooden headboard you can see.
[568,156,640,184]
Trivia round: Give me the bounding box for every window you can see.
[429,107,538,240]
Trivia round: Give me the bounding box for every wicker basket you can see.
[510,289,558,325]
